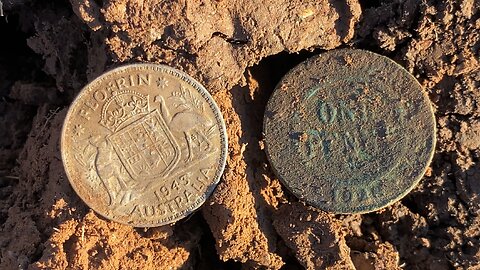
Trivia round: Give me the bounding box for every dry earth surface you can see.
[0,0,479,269]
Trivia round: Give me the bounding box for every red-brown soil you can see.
[0,0,479,269]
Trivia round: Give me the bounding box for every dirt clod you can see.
[273,202,355,270]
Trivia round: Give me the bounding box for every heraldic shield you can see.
[107,110,181,179]
[98,90,181,181]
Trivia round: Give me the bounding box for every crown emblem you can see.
[100,90,150,132]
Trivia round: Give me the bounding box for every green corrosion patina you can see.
[264,49,436,214]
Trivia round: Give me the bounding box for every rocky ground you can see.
[0,0,479,269]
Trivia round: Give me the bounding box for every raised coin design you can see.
[61,64,227,227]
[264,49,436,214]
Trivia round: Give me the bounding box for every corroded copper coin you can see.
[264,49,436,214]
[61,64,227,227]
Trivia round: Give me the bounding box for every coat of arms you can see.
[72,86,216,207]
[100,90,181,180]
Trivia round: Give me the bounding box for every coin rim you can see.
[263,48,436,214]
[61,63,228,227]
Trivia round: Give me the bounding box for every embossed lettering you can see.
[116,78,127,89]
[84,99,98,111]
[357,188,367,201]
[144,205,155,217]
[184,190,193,202]
[78,97,102,120]
[167,201,175,212]
[191,178,205,192]
[179,173,191,185]
[174,196,183,208]
[138,74,151,85]
[79,108,91,120]
[317,100,355,124]
[154,170,206,203]
[332,188,352,203]
[343,131,361,158]
[200,168,212,179]
[130,204,168,218]
[154,185,170,200]
[106,82,115,92]
[129,74,136,86]
[332,183,383,204]
[395,106,406,122]
[130,204,142,216]
[303,130,361,161]
[109,74,152,92]
[370,184,382,199]
[171,179,180,191]
[93,89,108,102]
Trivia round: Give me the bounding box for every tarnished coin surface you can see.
[264,49,436,214]
[61,64,227,227]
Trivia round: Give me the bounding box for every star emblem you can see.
[72,124,85,137]
[156,77,169,88]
